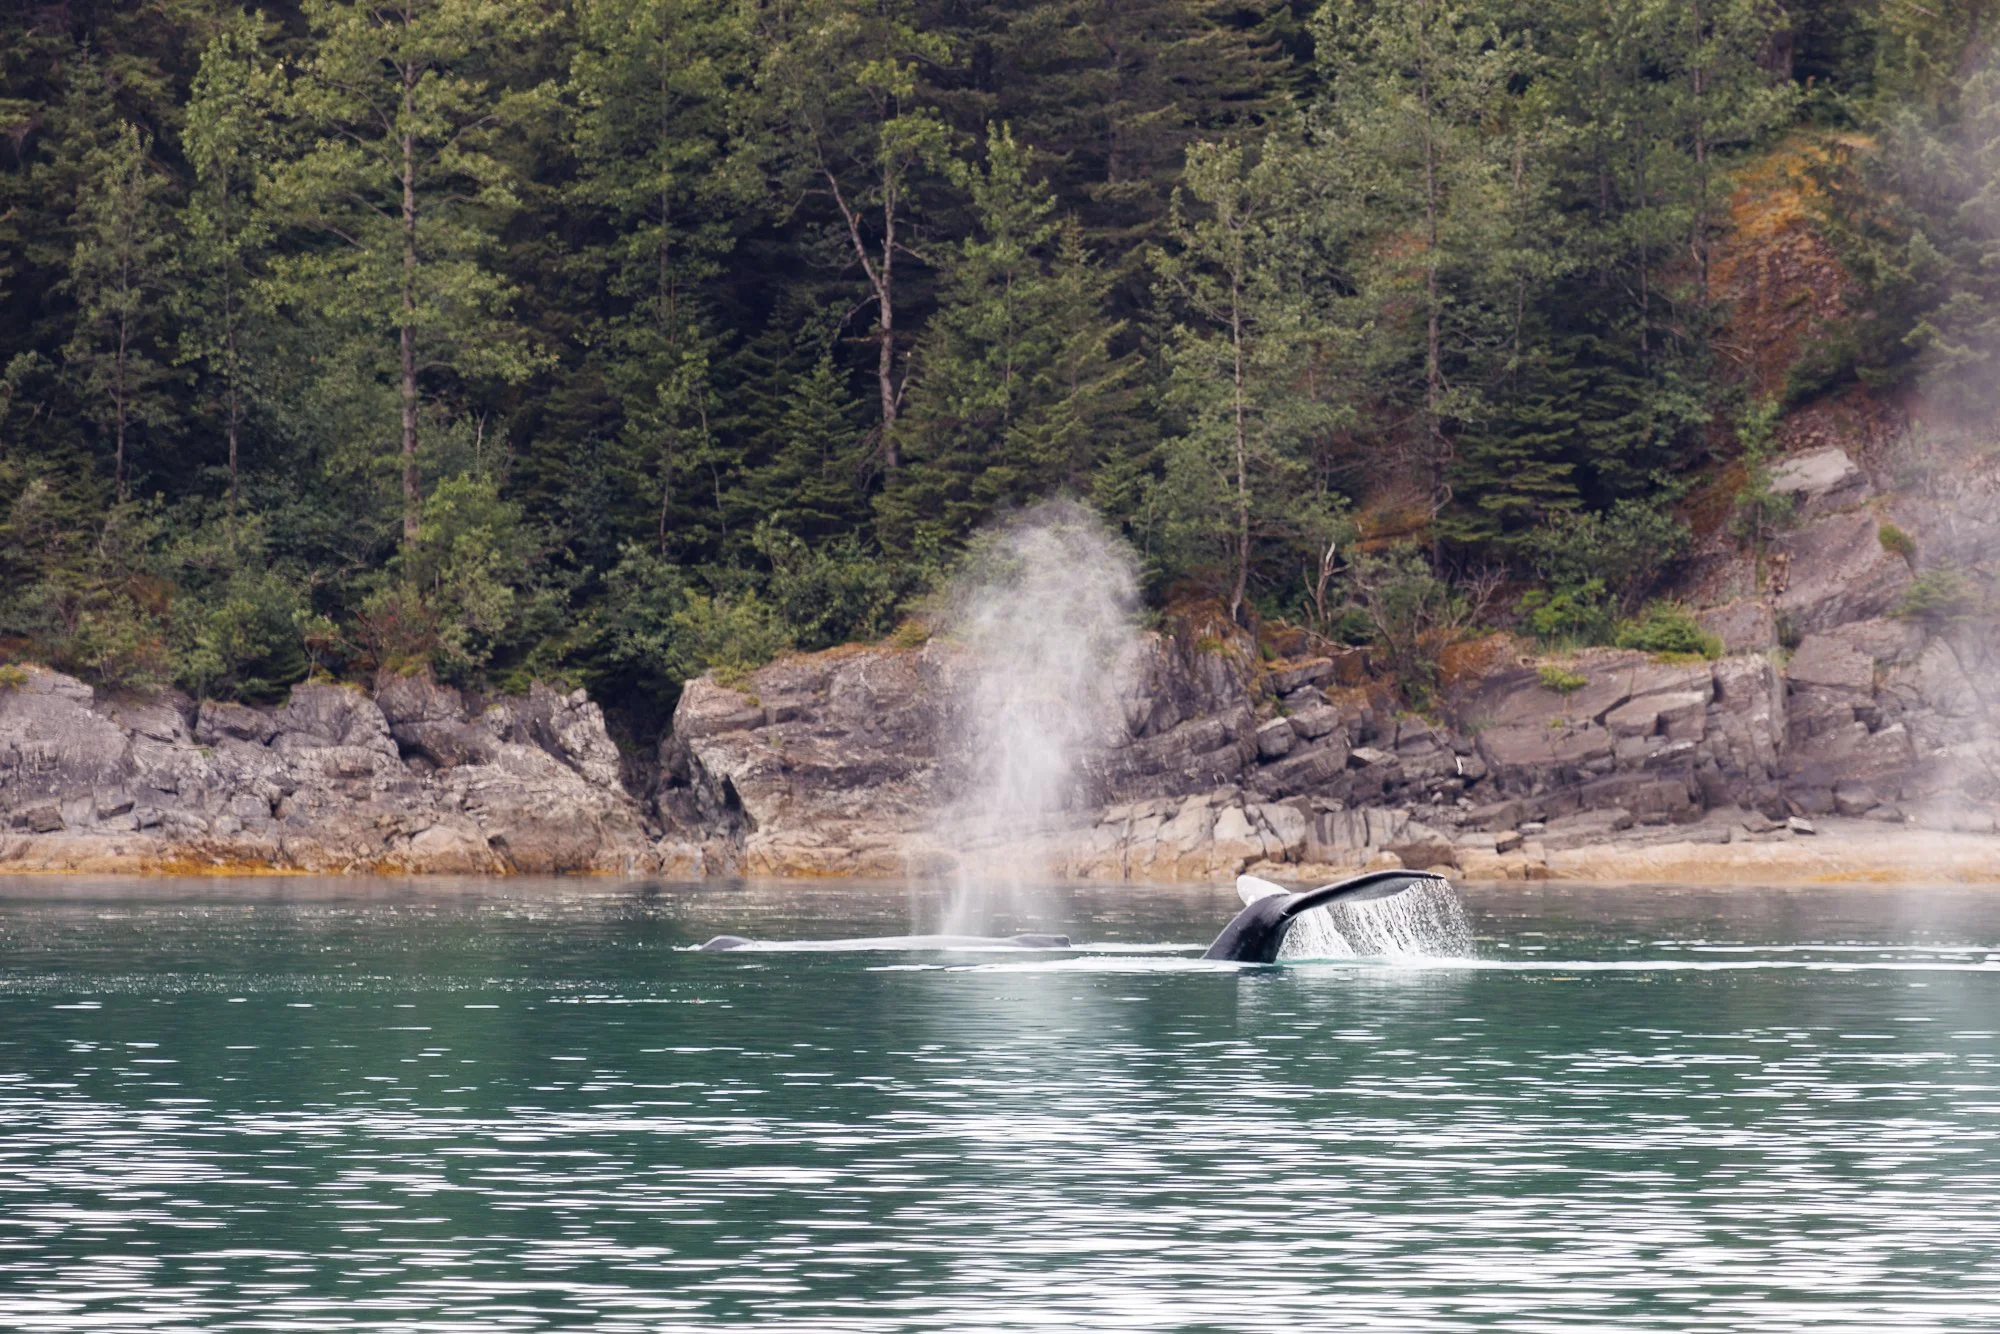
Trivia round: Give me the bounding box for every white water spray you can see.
[936,500,1141,934]
[1278,883,1475,961]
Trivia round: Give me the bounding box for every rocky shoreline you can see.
[648,628,2000,887]
[640,428,2000,886]
[6,433,2000,886]
[2,635,1997,884]
[0,667,653,875]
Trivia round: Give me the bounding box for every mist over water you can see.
[934,500,1140,934]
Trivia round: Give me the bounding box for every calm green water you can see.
[2,877,1999,1331]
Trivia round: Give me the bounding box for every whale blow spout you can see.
[1201,870,1452,963]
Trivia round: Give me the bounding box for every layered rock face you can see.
[0,669,654,873]
[656,646,947,877]
[652,632,1256,876]
[659,437,2000,880]
[661,613,1994,880]
[7,438,1995,881]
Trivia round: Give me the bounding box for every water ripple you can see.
[1,878,1999,1330]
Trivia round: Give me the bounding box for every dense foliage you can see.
[0,0,1987,731]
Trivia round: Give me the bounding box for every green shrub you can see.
[1537,664,1588,695]
[755,523,930,652]
[1775,612,1802,652]
[1895,567,1979,630]
[1344,547,1488,707]
[1731,397,1797,551]
[1612,602,1723,659]
[388,473,556,681]
[1522,496,1691,616]
[171,566,310,702]
[594,543,794,711]
[1877,522,1917,567]
[1518,581,1614,647]
[0,664,27,690]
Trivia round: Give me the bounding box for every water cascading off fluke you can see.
[1226,874,1475,962]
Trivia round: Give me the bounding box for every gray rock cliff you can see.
[0,669,654,873]
[9,440,1996,881]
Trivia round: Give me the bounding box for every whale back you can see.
[696,932,1072,952]
[1200,870,1448,963]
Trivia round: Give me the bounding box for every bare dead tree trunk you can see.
[113,274,130,505]
[657,442,673,554]
[1635,139,1650,366]
[824,156,900,470]
[877,173,898,466]
[222,174,241,515]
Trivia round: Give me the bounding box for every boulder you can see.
[1251,740,1350,798]
[1773,511,1912,635]
[1605,690,1708,739]
[1265,657,1335,695]
[1254,716,1296,760]
[14,803,63,833]
[1833,781,1879,817]
[1287,703,1343,741]
[1698,599,1778,654]
[196,699,276,745]
[1251,802,1310,860]
[0,666,654,874]
[1787,631,1876,692]
[1767,445,1870,518]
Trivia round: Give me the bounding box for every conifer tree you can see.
[885,126,1138,544]
[1844,55,2000,416]
[1313,0,1524,515]
[61,82,176,503]
[966,0,1287,265]
[754,345,872,539]
[717,293,874,545]
[567,0,757,557]
[1153,137,1347,624]
[761,0,956,467]
[1670,0,1790,296]
[180,12,278,509]
[263,0,551,546]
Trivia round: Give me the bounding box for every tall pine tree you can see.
[180,11,278,509]
[263,0,551,545]
[1153,136,1348,623]
[760,0,956,468]
[883,126,1138,545]
[61,73,176,503]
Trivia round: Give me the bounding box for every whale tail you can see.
[1202,869,1449,963]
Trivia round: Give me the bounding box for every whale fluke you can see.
[696,932,1073,952]
[1201,869,1449,963]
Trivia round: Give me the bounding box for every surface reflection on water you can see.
[1,877,1998,1331]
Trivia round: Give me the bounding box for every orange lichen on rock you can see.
[1160,595,1255,660]
[1436,632,1515,692]
[1710,134,1862,399]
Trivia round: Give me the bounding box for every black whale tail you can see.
[1200,869,1449,963]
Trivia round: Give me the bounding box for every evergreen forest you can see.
[3,0,1998,738]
